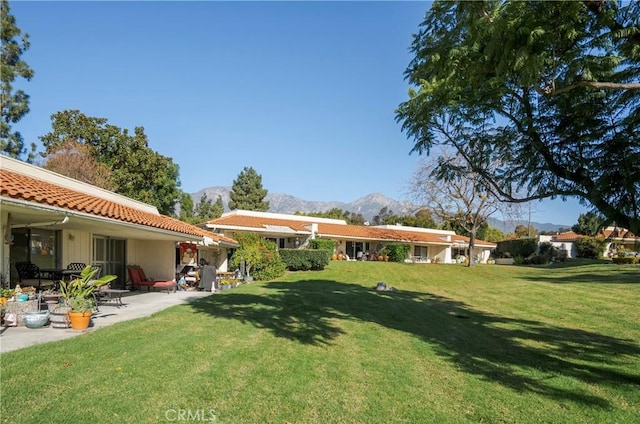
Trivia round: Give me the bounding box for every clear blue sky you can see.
[11,0,588,227]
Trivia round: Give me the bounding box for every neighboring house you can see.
[601,227,640,256]
[202,210,497,264]
[539,232,580,258]
[0,156,237,289]
[539,227,639,259]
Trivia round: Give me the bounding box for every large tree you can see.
[43,140,115,190]
[228,167,269,212]
[410,153,507,266]
[40,110,181,215]
[1,0,35,160]
[572,211,606,236]
[396,1,640,234]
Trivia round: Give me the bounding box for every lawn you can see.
[1,261,638,423]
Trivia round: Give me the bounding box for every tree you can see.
[396,1,640,235]
[513,224,538,239]
[192,193,223,223]
[40,110,181,215]
[228,167,269,211]
[410,153,505,266]
[212,195,224,219]
[372,207,394,225]
[572,211,606,236]
[295,208,365,225]
[482,226,505,243]
[404,208,437,229]
[1,0,35,160]
[178,193,195,224]
[229,232,286,281]
[42,140,115,190]
[344,211,366,226]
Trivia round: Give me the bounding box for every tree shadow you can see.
[519,270,640,284]
[190,280,640,407]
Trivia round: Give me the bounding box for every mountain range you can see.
[192,187,569,233]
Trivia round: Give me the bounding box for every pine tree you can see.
[1,0,35,159]
[228,167,269,211]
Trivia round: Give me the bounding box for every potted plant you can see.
[0,288,13,307]
[59,266,116,330]
[41,287,60,310]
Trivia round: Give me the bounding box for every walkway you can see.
[0,290,212,353]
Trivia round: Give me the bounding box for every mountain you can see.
[192,187,414,220]
[191,187,568,232]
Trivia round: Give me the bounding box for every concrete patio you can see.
[0,290,213,353]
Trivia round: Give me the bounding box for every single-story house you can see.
[202,210,496,264]
[539,227,639,259]
[0,156,237,289]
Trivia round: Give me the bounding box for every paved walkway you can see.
[0,290,213,353]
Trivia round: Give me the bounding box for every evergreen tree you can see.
[179,193,195,224]
[193,193,223,223]
[212,195,224,219]
[228,167,269,211]
[1,0,35,160]
[572,212,606,236]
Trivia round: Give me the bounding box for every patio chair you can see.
[127,266,177,293]
[66,262,87,274]
[14,262,55,289]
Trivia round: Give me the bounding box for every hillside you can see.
[192,187,570,232]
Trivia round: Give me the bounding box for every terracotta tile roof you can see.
[207,212,496,246]
[450,234,497,248]
[1,168,227,242]
[602,227,639,240]
[553,231,580,242]
[208,214,313,232]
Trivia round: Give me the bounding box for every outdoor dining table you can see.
[38,268,65,280]
[39,268,77,281]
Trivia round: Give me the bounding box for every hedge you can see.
[279,248,331,271]
[612,256,639,265]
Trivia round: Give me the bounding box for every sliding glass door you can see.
[93,235,126,289]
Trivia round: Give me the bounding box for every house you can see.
[0,156,237,289]
[538,227,639,259]
[202,210,497,264]
[538,232,580,258]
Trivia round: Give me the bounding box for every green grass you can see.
[1,261,639,423]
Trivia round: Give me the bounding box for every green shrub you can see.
[279,249,331,271]
[230,233,286,281]
[496,238,537,259]
[309,239,335,252]
[612,256,639,265]
[575,236,606,259]
[385,243,410,263]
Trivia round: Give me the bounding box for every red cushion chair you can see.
[127,266,177,293]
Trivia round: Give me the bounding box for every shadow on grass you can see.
[190,280,640,407]
[520,269,640,284]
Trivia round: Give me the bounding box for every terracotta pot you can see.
[378,255,384,261]
[331,254,337,260]
[68,311,92,330]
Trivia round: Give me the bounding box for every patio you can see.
[0,290,212,353]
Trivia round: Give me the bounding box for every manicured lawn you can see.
[1,261,638,423]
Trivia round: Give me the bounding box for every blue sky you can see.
[11,0,589,227]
